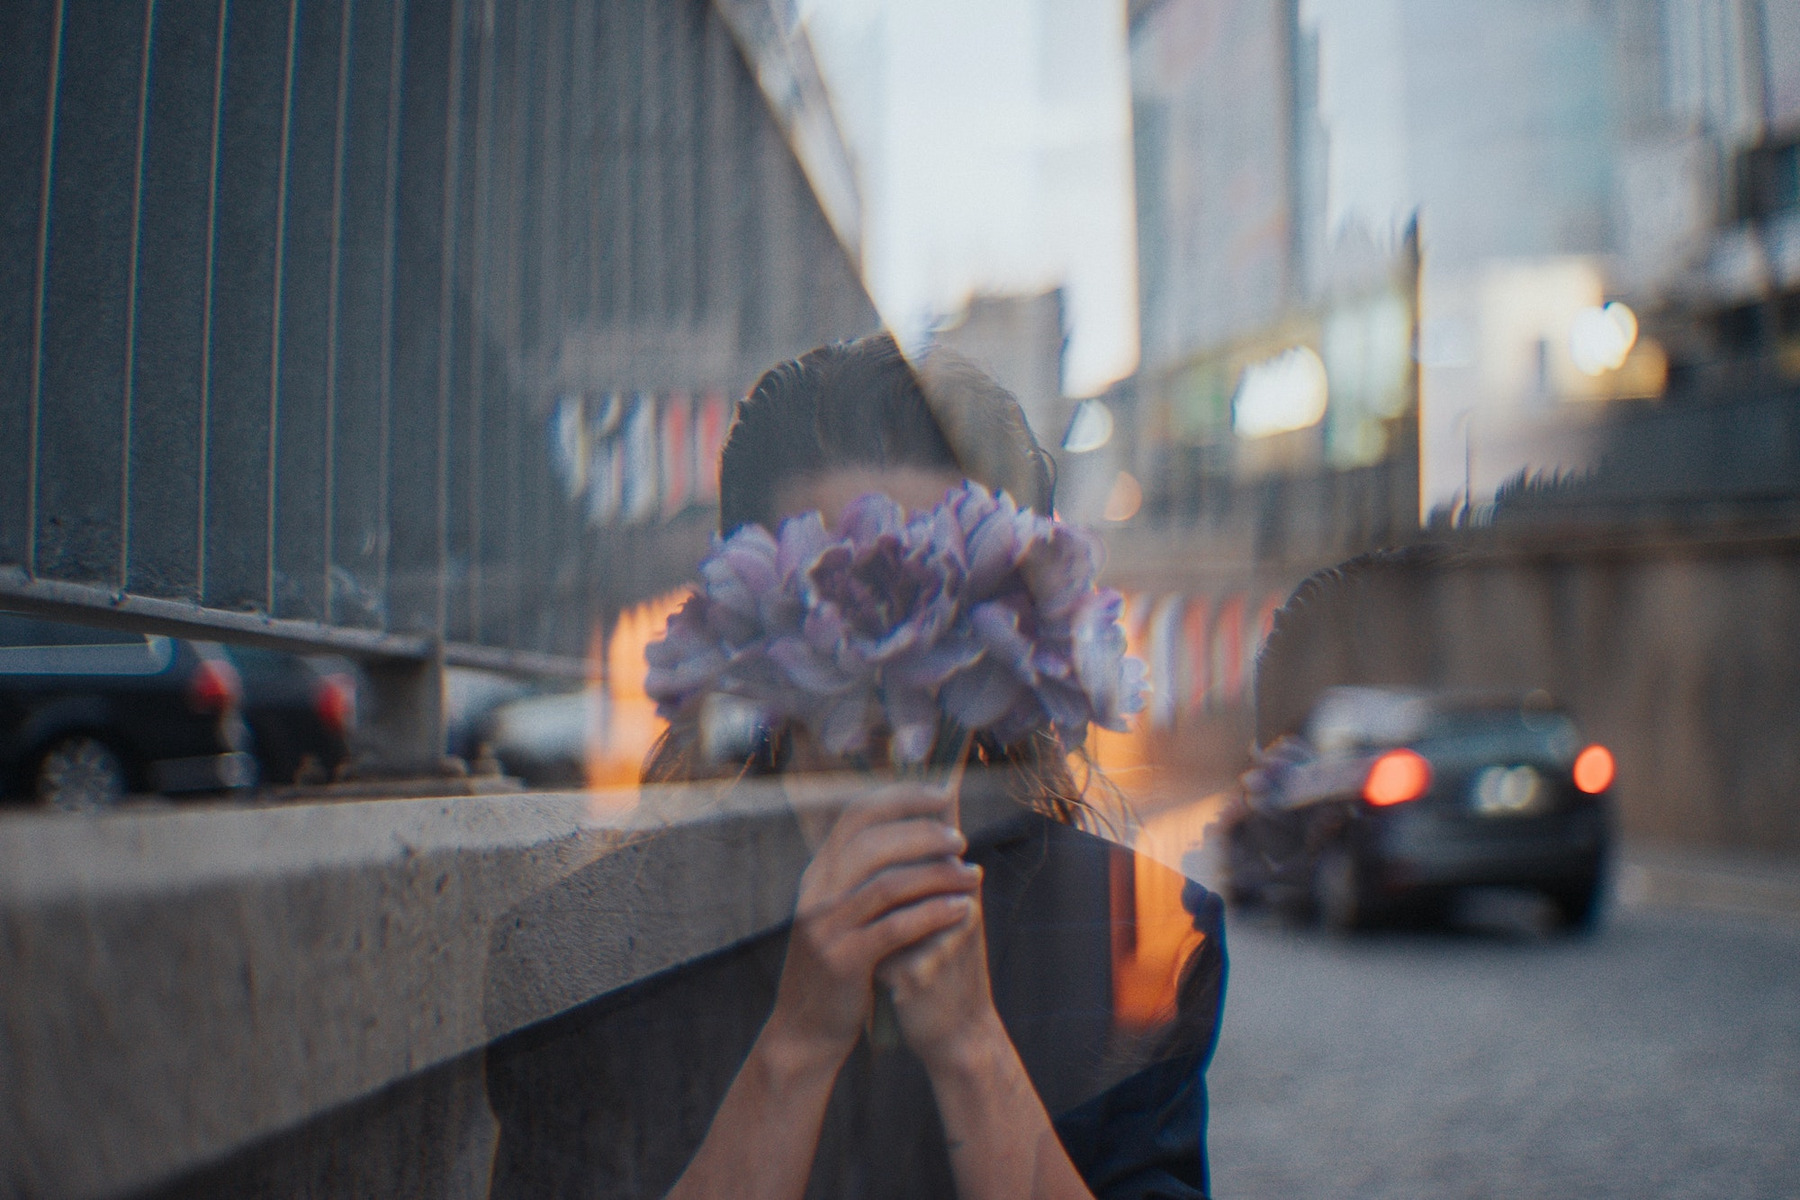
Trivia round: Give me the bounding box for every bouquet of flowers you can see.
[646,482,1146,772]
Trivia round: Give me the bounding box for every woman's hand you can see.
[877,885,1007,1072]
[879,862,1099,1200]
[766,783,983,1066]
[666,782,980,1200]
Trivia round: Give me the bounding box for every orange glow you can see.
[587,590,688,791]
[1110,843,1205,1032]
[1364,748,1431,805]
[1108,794,1226,1031]
[1102,470,1143,522]
[1573,744,1615,794]
[1087,592,1153,774]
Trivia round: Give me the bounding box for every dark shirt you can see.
[486,806,1227,1199]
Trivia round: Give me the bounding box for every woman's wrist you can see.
[756,1009,858,1087]
[914,1009,1013,1084]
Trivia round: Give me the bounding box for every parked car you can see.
[480,687,594,788]
[1223,687,1614,931]
[219,646,357,786]
[0,612,257,810]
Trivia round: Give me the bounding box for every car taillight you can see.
[315,673,356,736]
[1573,744,1614,794]
[189,657,241,714]
[1364,748,1431,806]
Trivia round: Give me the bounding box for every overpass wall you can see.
[1107,526,1800,855]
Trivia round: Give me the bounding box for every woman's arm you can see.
[881,905,1097,1200]
[665,784,979,1200]
[660,1013,845,1200]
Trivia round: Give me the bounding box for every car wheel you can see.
[1547,874,1603,933]
[36,735,129,812]
[1313,846,1369,932]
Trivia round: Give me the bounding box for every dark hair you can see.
[718,334,1053,535]
[1253,544,1454,746]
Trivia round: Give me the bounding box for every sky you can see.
[799,0,1140,398]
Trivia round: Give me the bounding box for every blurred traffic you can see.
[1224,687,1613,931]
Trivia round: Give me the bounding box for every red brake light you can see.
[1573,744,1614,794]
[1364,749,1431,806]
[189,657,241,714]
[315,673,357,736]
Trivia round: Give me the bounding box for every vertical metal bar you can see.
[26,0,67,580]
[537,0,563,356]
[322,0,354,623]
[504,0,529,652]
[435,0,466,641]
[265,0,300,614]
[586,0,602,317]
[375,0,405,630]
[119,0,157,592]
[196,0,230,601]
[468,0,495,640]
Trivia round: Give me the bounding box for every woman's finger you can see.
[850,892,974,965]
[843,858,981,928]
[818,783,956,853]
[816,817,965,896]
[875,917,967,988]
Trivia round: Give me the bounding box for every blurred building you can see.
[1124,0,1800,534]
[1124,0,1418,562]
[930,289,1069,449]
[1096,0,1800,774]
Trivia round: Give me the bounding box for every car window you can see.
[1413,710,1582,768]
[0,613,174,677]
[0,613,152,647]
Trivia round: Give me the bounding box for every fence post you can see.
[359,647,448,776]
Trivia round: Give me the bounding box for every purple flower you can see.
[643,481,1147,766]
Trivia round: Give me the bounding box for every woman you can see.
[653,335,1225,1199]
[484,335,1224,1199]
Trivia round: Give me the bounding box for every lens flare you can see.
[1573,744,1615,793]
[1364,748,1431,805]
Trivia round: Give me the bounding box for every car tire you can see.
[35,735,130,812]
[1313,846,1370,933]
[1547,873,1603,933]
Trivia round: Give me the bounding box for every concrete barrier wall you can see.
[0,786,814,1200]
[1,773,1106,1200]
[1244,530,1800,854]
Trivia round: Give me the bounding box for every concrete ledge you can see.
[1617,842,1800,922]
[0,782,813,1200]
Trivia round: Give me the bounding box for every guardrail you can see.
[0,0,878,770]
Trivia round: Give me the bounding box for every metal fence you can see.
[0,0,876,712]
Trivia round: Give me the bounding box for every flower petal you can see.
[818,690,880,756]
[941,658,1028,731]
[769,636,857,695]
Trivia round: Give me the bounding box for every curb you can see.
[1616,845,1800,923]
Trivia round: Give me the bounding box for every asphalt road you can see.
[1205,896,1800,1199]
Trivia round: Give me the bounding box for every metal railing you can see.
[0,0,878,767]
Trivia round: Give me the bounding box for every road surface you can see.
[1206,896,1800,1199]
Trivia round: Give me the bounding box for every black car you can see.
[220,646,357,786]
[1224,687,1614,931]
[0,612,257,810]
